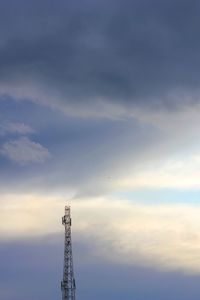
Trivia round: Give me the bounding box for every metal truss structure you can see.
[61,206,76,300]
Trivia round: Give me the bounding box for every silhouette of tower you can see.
[61,206,76,300]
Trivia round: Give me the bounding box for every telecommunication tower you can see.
[61,206,76,300]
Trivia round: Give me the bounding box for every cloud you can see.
[0,137,51,165]
[1,194,200,275]
[0,121,34,135]
[0,0,200,118]
[115,154,200,190]
[0,101,199,195]
[0,96,200,195]
[72,198,200,275]
[1,237,200,300]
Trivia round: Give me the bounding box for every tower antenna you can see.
[61,206,76,300]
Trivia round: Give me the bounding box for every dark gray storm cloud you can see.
[0,0,200,113]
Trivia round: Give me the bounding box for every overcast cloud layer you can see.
[1,0,200,116]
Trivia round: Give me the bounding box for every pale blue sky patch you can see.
[114,188,200,205]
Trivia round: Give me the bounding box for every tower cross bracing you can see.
[61,206,76,300]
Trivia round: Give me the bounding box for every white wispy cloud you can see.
[1,195,200,275]
[73,198,200,274]
[0,121,34,135]
[0,137,51,165]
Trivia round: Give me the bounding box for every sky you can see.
[1,0,200,299]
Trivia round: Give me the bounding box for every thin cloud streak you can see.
[0,121,34,136]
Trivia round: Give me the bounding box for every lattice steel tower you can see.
[61,206,76,300]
